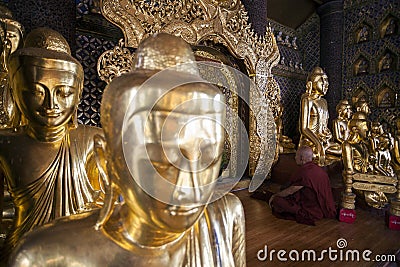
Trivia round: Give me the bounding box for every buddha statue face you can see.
[307,67,329,96]
[124,88,225,231]
[350,118,369,140]
[8,27,83,129]
[337,100,352,119]
[0,6,23,57]
[100,33,225,233]
[10,62,81,128]
[4,22,22,54]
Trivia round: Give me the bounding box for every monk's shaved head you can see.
[295,146,313,165]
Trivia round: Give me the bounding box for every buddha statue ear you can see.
[306,81,313,94]
[93,134,115,230]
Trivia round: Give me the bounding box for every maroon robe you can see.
[272,162,337,225]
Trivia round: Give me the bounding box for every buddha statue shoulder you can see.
[9,33,246,267]
[298,66,341,165]
[0,27,102,261]
[0,5,24,129]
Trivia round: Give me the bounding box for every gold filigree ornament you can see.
[97,39,134,84]
[98,0,280,190]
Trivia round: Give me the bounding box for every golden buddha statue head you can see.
[336,100,352,120]
[354,99,371,116]
[349,112,370,141]
[133,32,198,75]
[100,33,225,233]
[0,5,24,58]
[306,66,329,96]
[8,27,83,132]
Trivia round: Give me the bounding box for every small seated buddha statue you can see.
[0,27,102,262]
[0,5,24,129]
[9,33,246,267]
[298,66,341,166]
[369,122,394,177]
[333,100,352,144]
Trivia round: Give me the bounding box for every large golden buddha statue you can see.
[0,27,102,261]
[9,33,246,266]
[0,5,24,129]
[299,66,341,165]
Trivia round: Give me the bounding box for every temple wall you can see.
[343,0,400,133]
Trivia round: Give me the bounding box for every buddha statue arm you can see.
[299,95,325,162]
[391,135,400,173]
[332,120,343,143]
[229,194,246,267]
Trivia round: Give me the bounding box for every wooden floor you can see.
[233,189,400,267]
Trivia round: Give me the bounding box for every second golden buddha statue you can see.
[298,66,341,165]
[0,5,24,129]
[0,27,102,262]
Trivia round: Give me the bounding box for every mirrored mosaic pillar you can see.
[317,0,344,127]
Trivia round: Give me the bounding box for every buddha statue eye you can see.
[32,84,45,97]
[56,86,75,98]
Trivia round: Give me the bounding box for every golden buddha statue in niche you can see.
[0,27,102,262]
[298,66,341,166]
[0,5,24,129]
[353,98,371,120]
[333,100,352,144]
[9,33,246,267]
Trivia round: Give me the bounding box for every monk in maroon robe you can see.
[270,146,337,225]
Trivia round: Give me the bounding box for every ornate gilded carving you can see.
[353,56,369,76]
[355,24,370,43]
[380,15,398,38]
[97,39,133,84]
[376,86,395,108]
[99,0,280,184]
[378,51,395,73]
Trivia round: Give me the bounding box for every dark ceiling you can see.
[267,0,322,29]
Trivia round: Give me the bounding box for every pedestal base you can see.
[388,215,400,230]
[339,208,356,224]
